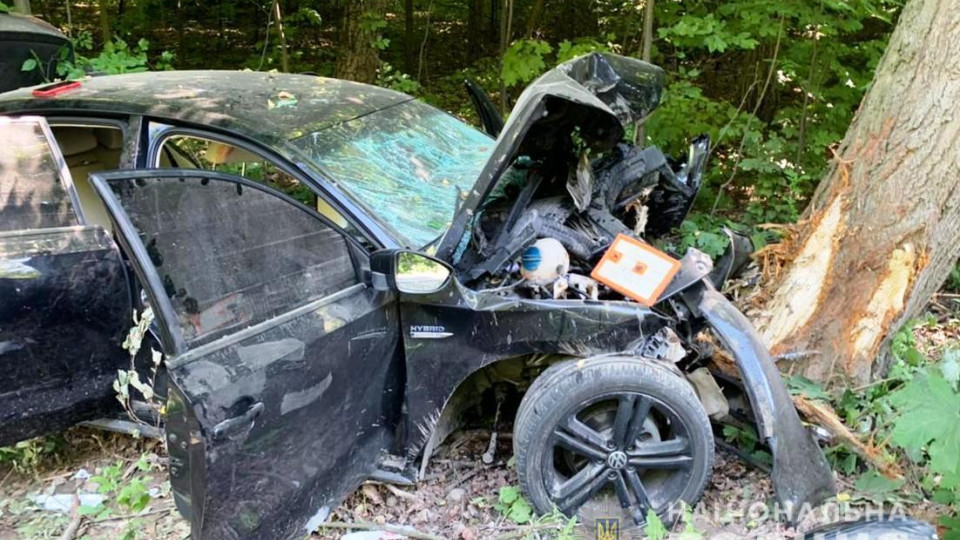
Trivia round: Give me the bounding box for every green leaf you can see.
[644,509,668,540]
[854,470,903,501]
[501,39,553,86]
[21,58,38,72]
[940,515,960,540]
[703,34,727,53]
[890,369,960,480]
[941,348,960,390]
[506,497,532,524]
[498,485,519,505]
[786,376,830,401]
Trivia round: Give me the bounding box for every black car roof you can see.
[0,70,413,142]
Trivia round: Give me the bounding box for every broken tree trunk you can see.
[752,0,960,385]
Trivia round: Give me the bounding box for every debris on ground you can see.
[0,420,945,539]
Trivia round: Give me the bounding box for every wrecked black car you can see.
[0,13,73,93]
[0,53,835,539]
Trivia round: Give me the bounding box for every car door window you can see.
[105,173,358,346]
[157,135,312,201]
[49,125,126,230]
[157,134,356,232]
[0,117,78,232]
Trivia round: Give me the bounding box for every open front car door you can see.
[88,170,404,539]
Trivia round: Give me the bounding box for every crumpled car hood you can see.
[436,53,664,260]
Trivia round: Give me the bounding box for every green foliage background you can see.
[16,0,904,241]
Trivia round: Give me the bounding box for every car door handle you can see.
[212,401,264,441]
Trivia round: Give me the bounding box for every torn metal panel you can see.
[698,285,836,522]
[436,52,664,261]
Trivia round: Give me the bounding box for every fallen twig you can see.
[792,394,903,480]
[384,483,418,501]
[315,520,445,540]
[448,466,483,492]
[57,493,82,540]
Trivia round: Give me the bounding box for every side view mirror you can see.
[369,249,452,295]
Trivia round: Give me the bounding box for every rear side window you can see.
[0,118,77,232]
[105,174,358,346]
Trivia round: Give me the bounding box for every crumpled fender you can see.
[697,285,836,522]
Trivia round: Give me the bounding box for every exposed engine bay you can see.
[455,135,710,302]
[438,53,736,306]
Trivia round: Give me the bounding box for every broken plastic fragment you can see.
[566,152,594,212]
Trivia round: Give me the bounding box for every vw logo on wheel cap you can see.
[606,451,628,469]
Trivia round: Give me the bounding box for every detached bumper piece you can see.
[802,516,938,540]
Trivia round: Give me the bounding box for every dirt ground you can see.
[0,421,941,540]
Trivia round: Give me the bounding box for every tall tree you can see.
[467,0,483,55]
[334,0,387,84]
[99,0,111,43]
[12,0,30,14]
[271,0,289,72]
[753,0,960,385]
[404,0,415,74]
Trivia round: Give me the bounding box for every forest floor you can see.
[0,419,944,540]
[3,297,956,540]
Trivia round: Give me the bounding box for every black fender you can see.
[802,516,938,539]
[697,284,836,522]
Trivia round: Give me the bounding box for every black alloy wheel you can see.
[514,357,714,525]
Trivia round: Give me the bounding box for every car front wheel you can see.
[513,357,714,525]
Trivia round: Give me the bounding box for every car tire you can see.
[514,356,714,525]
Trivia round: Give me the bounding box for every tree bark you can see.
[334,0,387,84]
[524,0,544,37]
[404,0,415,74]
[271,0,289,72]
[13,0,31,15]
[99,0,111,43]
[753,0,960,385]
[634,0,654,145]
[498,0,514,113]
[467,0,483,55]
[640,0,654,62]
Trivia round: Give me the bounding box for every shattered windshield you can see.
[292,100,494,248]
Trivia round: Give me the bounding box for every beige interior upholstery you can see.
[52,126,124,230]
[205,141,261,165]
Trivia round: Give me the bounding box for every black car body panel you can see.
[0,225,130,446]
[400,279,671,455]
[802,516,938,540]
[0,71,418,248]
[0,14,73,93]
[0,70,412,145]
